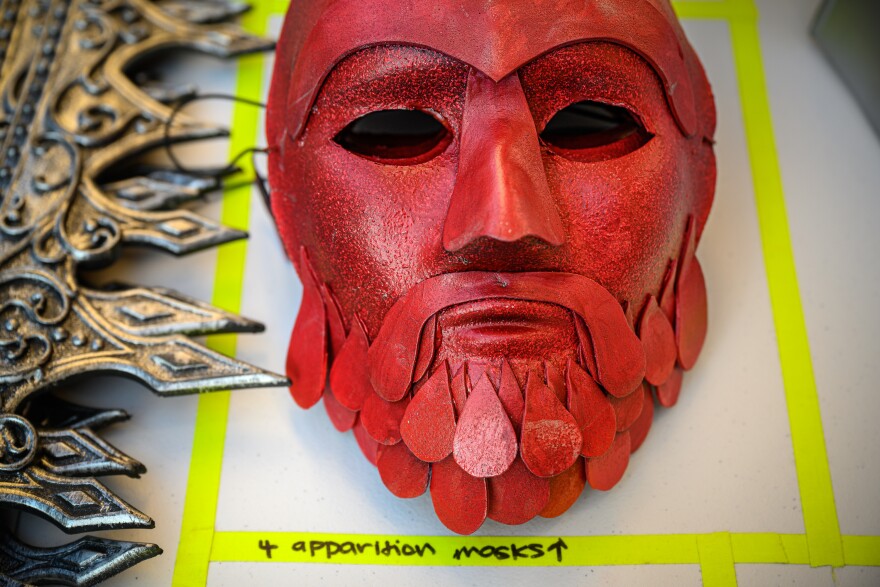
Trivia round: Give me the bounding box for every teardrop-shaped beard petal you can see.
[487,457,550,525]
[412,314,438,384]
[329,316,373,411]
[323,386,356,431]
[676,257,708,370]
[540,458,586,519]
[566,360,617,458]
[322,285,348,358]
[430,456,487,535]
[497,359,525,432]
[286,247,328,409]
[609,388,645,432]
[586,430,631,491]
[401,363,456,463]
[629,384,655,452]
[377,441,430,498]
[656,366,684,407]
[353,417,380,466]
[360,392,409,445]
[638,295,677,385]
[673,216,708,370]
[521,370,582,478]
[453,373,518,478]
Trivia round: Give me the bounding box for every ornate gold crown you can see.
[0,1,284,583]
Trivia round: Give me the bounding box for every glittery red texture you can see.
[400,365,456,463]
[266,0,716,142]
[453,373,518,478]
[267,0,716,534]
[487,457,550,525]
[540,459,586,519]
[444,70,565,251]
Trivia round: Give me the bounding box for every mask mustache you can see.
[367,271,646,403]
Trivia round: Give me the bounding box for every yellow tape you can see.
[270,0,290,16]
[210,531,873,569]
[842,537,880,566]
[728,0,844,567]
[211,532,702,566]
[698,533,737,587]
[172,393,231,586]
[730,534,809,565]
[673,0,756,21]
[171,4,271,586]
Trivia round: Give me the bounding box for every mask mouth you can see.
[435,298,576,360]
[367,270,646,403]
[439,298,571,335]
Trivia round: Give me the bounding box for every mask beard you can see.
[286,220,707,533]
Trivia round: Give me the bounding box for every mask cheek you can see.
[281,141,457,321]
[691,139,717,235]
[549,137,692,300]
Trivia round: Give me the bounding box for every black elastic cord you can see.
[163,93,271,199]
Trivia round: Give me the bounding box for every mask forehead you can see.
[267,0,710,145]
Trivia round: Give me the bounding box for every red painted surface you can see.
[566,360,617,458]
[453,374,518,478]
[639,296,678,386]
[267,0,716,533]
[360,392,408,446]
[609,386,646,432]
[285,248,326,409]
[322,387,356,432]
[487,457,551,525]
[328,316,372,411]
[630,386,656,452]
[352,418,379,466]
[497,360,525,433]
[400,365,456,463]
[540,459,587,519]
[586,431,632,491]
[521,372,582,478]
[430,456,488,535]
[656,366,685,408]
[377,442,430,498]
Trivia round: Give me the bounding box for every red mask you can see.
[267,0,716,533]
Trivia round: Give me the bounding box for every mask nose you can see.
[442,70,565,253]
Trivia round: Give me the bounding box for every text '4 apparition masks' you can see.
[267,0,716,533]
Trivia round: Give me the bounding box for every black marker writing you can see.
[547,538,568,563]
[259,539,278,560]
[291,539,436,560]
[257,536,568,564]
[452,539,568,563]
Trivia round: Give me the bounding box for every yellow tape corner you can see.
[728,0,844,567]
[698,533,737,587]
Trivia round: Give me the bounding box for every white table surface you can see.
[13,1,880,585]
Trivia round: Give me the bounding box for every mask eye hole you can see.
[540,100,652,162]
[333,109,451,164]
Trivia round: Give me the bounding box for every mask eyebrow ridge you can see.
[319,44,469,98]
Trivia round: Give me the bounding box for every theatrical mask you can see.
[267,0,716,533]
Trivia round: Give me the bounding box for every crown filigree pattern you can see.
[0,0,283,583]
